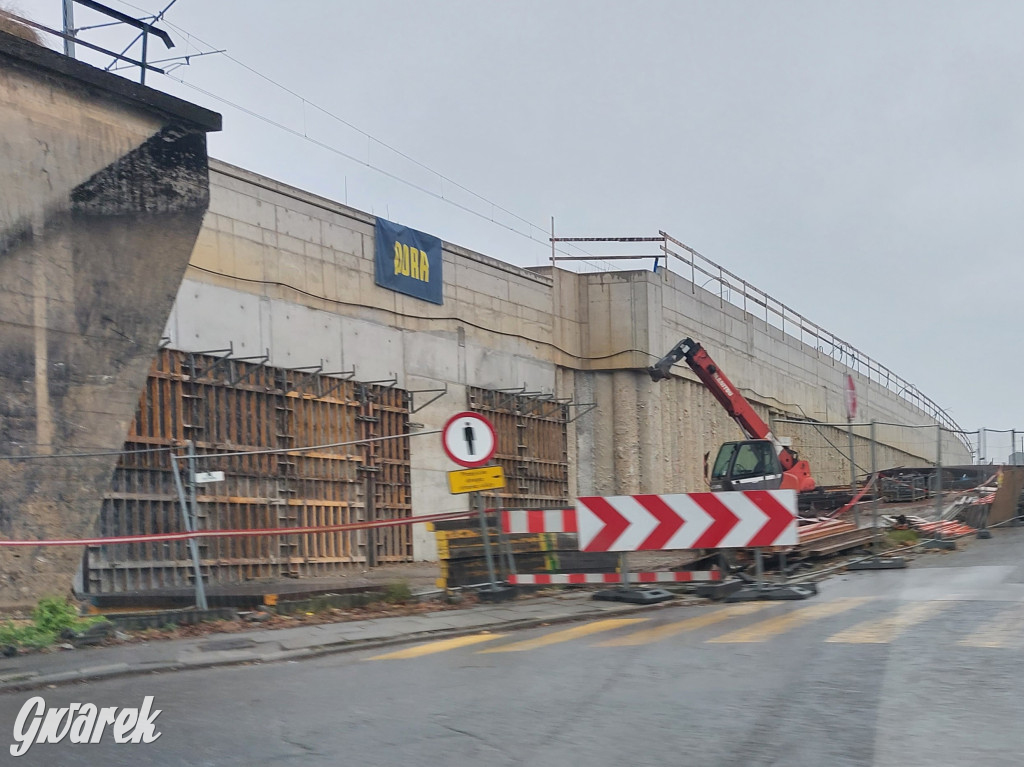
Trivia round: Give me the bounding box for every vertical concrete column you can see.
[590,373,616,495]
[612,370,641,494]
[636,372,659,493]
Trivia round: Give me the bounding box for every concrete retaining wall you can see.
[163,161,970,563]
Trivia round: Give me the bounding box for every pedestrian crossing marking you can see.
[707,597,874,643]
[826,601,950,644]
[596,602,772,647]
[476,618,649,654]
[367,633,505,660]
[957,605,1024,649]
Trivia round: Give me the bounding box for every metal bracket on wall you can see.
[362,377,398,388]
[290,361,328,396]
[318,368,357,399]
[566,402,597,423]
[226,351,271,386]
[522,393,555,416]
[538,397,574,420]
[280,363,323,396]
[409,384,448,414]
[495,385,526,411]
[186,344,233,382]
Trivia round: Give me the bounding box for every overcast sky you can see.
[19,1,1024,452]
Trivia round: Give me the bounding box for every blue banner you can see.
[374,218,443,305]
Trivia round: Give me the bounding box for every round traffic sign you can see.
[442,412,497,468]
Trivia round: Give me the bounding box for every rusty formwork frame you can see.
[467,386,570,509]
[82,349,411,593]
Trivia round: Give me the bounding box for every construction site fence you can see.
[0,430,423,595]
[770,419,987,489]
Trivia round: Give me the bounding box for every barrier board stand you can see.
[724,548,816,602]
[579,491,809,605]
[593,551,675,604]
[473,492,514,602]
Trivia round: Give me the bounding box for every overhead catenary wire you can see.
[100,0,615,273]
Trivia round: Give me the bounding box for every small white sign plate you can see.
[195,470,226,484]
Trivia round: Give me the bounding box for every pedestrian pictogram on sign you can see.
[441,412,497,468]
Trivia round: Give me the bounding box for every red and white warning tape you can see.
[0,509,476,547]
[502,509,577,534]
[507,571,721,585]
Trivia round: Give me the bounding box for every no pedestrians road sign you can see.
[441,411,497,468]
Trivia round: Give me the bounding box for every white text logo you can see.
[11,696,162,757]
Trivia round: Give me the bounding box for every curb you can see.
[0,597,691,694]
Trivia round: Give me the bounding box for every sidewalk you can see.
[0,591,691,693]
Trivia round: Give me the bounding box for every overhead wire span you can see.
[106,0,613,272]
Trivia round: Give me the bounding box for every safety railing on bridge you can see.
[549,230,966,448]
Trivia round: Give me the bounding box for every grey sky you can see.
[22,1,1024,444]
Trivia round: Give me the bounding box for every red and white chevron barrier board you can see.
[508,571,721,585]
[501,509,577,534]
[576,490,798,552]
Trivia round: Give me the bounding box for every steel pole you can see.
[62,0,76,58]
[871,420,879,556]
[476,492,498,588]
[365,472,377,568]
[620,552,630,589]
[934,425,943,538]
[494,507,517,579]
[172,450,208,611]
[848,417,859,528]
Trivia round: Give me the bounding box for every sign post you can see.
[441,412,514,601]
[845,374,860,529]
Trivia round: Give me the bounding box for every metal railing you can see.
[549,231,967,448]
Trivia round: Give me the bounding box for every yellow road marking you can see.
[367,633,504,660]
[477,618,649,653]
[958,606,1024,649]
[708,597,874,643]
[596,603,772,647]
[826,601,949,644]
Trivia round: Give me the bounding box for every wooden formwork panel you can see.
[84,350,411,593]
[467,387,570,509]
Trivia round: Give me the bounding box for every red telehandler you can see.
[648,337,817,494]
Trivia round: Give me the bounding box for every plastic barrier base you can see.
[477,584,517,602]
[592,587,674,605]
[725,583,817,602]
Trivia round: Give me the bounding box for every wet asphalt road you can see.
[3,533,1024,766]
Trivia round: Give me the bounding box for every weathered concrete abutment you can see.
[0,32,220,604]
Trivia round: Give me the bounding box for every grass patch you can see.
[382,581,413,604]
[0,597,106,650]
[887,529,919,546]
